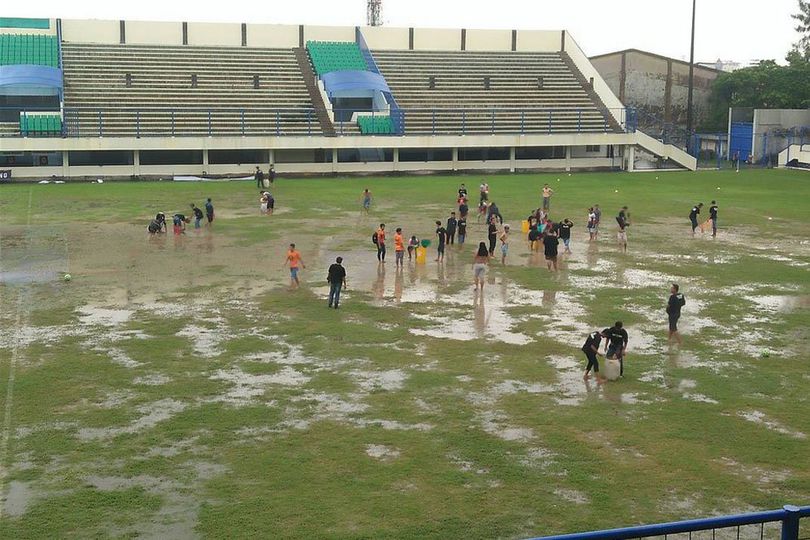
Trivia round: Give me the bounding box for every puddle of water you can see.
[745,295,810,313]
[351,369,408,392]
[77,398,187,440]
[176,324,228,358]
[133,373,172,386]
[209,366,310,406]
[78,307,135,327]
[447,453,489,475]
[716,457,790,485]
[3,481,36,517]
[0,269,60,285]
[738,410,806,440]
[365,444,401,462]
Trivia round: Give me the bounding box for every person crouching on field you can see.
[172,213,189,235]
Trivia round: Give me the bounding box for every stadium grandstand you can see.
[0,17,696,179]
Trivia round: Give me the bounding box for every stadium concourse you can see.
[1,17,694,180]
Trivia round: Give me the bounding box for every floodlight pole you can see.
[686,0,696,139]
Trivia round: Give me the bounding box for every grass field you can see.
[0,169,808,539]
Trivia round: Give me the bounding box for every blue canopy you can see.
[321,70,390,98]
[0,65,63,96]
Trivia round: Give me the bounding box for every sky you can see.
[4,0,801,63]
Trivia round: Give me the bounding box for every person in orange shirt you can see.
[283,243,306,288]
[394,227,405,268]
[375,223,386,263]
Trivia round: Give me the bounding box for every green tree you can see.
[792,0,810,59]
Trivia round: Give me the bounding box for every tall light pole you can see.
[686,0,696,140]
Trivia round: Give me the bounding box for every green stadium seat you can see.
[0,33,59,67]
[19,112,62,136]
[357,115,393,135]
[306,41,368,76]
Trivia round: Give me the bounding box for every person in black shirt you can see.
[268,165,276,184]
[457,216,467,245]
[458,184,468,200]
[542,231,559,272]
[689,203,703,235]
[190,204,204,229]
[255,167,264,189]
[558,218,573,253]
[435,221,447,262]
[667,283,686,344]
[604,321,629,376]
[446,212,457,245]
[616,206,629,252]
[487,217,498,256]
[487,202,503,225]
[582,329,607,382]
[708,200,718,237]
[327,256,347,309]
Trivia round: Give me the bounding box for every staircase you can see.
[560,51,623,132]
[294,47,336,137]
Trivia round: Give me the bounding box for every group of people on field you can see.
[147,199,215,235]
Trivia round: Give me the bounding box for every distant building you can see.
[590,49,721,145]
[697,59,743,72]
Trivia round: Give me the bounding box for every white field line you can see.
[0,187,33,519]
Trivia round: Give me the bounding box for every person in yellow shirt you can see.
[283,243,306,288]
[542,184,554,210]
[394,228,405,268]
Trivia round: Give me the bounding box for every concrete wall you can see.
[516,30,562,53]
[413,28,460,51]
[466,29,512,52]
[752,108,810,161]
[61,19,119,44]
[361,26,410,50]
[246,24,299,48]
[592,50,719,131]
[187,22,241,47]
[127,20,183,46]
[303,25,355,43]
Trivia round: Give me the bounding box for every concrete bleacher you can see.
[371,49,619,135]
[61,43,321,137]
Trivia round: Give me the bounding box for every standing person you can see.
[604,321,629,376]
[473,242,490,291]
[435,220,447,262]
[268,165,276,185]
[255,166,264,189]
[284,243,306,288]
[374,223,386,263]
[479,181,489,205]
[487,202,503,225]
[458,183,468,200]
[362,188,372,214]
[587,208,597,241]
[708,200,718,237]
[499,224,511,264]
[543,229,560,272]
[667,283,686,345]
[266,192,275,215]
[327,256,347,309]
[582,329,607,382]
[205,198,215,225]
[689,203,704,236]
[616,206,629,253]
[407,235,419,260]
[558,218,574,253]
[487,216,498,256]
[457,214,467,245]
[542,183,554,210]
[593,204,602,238]
[459,198,469,220]
[394,227,405,268]
[191,204,204,230]
[446,212,457,245]
[477,201,488,223]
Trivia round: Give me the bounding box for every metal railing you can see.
[530,505,810,540]
[1,106,634,138]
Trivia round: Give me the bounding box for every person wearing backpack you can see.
[667,283,687,345]
[373,223,386,263]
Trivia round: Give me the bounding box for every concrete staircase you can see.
[61,43,320,137]
[371,49,621,135]
[293,47,336,137]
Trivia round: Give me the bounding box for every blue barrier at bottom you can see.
[530,505,810,540]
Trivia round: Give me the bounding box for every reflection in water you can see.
[394,268,404,302]
[543,289,557,306]
[473,289,486,339]
[586,243,598,269]
[373,263,386,301]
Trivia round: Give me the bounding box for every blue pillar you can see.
[781,505,800,540]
